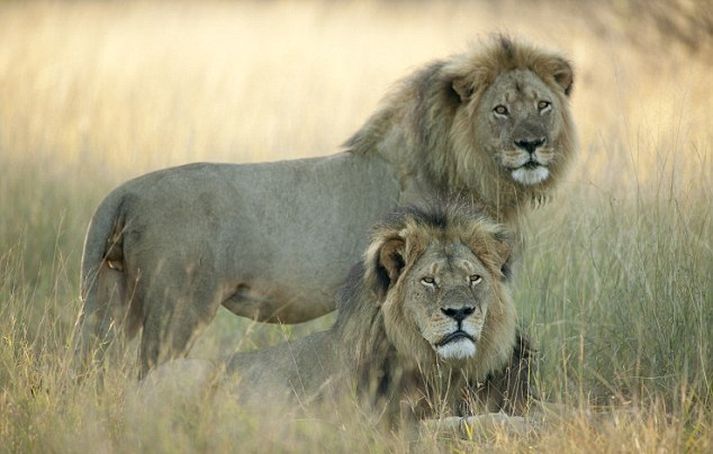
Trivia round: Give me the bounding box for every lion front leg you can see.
[421,413,532,439]
[460,413,530,436]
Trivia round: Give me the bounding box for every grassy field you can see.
[0,1,711,452]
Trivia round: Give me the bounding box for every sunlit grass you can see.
[0,1,711,451]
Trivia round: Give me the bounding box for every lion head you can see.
[345,35,576,221]
[340,202,517,382]
[447,36,575,189]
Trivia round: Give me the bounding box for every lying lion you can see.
[76,35,576,375]
[143,203,537,433]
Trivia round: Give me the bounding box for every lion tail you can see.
[73,189,130,374]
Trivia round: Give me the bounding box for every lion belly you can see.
[119,152,401,324]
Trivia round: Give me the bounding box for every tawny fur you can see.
[76,35,575,376]
[345,34,577,223]
[144,203,536,429]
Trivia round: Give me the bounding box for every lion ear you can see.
[469,229,514,281]
[549,57,574,97]
[366,236,406,300]
[491,233,514,281]
[451,76,475,102]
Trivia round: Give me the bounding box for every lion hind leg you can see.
[139,306,216,379]
[138,278,222,379]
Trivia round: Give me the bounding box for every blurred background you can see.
[0,1,711,451]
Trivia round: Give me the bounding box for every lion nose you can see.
[514,137,546,154]
[441,306,475,322]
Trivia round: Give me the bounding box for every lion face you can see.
[366,206,514,367]
[474,69,569,187]
[397,241,496,361]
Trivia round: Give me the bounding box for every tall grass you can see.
[0,1,711,451]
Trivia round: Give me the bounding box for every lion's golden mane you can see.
[313,202,534,421]
[345,35,576,222]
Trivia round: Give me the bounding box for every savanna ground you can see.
[1,1,712,452]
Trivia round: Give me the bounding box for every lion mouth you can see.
[511,161,550,185]
[521,160,542,170]
[506,158,545,172]
[436,330,475,347]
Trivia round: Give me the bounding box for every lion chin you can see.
[511,165,549,186]
[435,338,477,360]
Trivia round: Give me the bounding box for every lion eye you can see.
[469,274,482,286]
[493,105,509,116]
[420,276,436,288]
[537,100,551,111]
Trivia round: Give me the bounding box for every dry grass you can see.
[0,1,711,452]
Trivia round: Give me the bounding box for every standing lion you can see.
[76,35,576,376]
